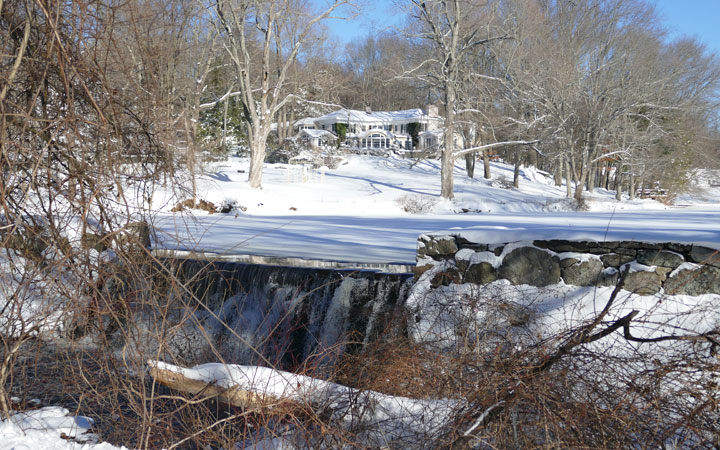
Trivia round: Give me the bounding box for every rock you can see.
[619,241,662,250]
[598,268,619,287]
[498,247,561,287]
[665,266,720,296]
[423,237,458,260]
[666,243,692,254]
[430,268,462,288]
[561,258,604,286]
[600,253,635,268]
[455,237,488,252]
[655,267,672,281]
[688,246,720,267]
[534,240,586,253]
[559,257,580,269]
[613,247,637,257]
[622,270,663,295]
[464,262,497,285]
[413,264,434,280]
[636,249,685,268]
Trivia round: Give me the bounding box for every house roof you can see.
[293,117,317,127]
[314,108,438,124]
[299,129,336,139]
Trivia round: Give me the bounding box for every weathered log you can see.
[149,365,282,410]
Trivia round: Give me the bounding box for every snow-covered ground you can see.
[4,155,719,449]
[0,407,126,450]
[154,155,720,264]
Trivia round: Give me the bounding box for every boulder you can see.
[498,247,561,287]
[622,270,663,295]
[464,262,497,285]
[597,268,620,287]
[600,253,634,268]
[636,249,685,269]
[413,264,434,280]
[561,258,604,286]
[455,237,488,252]
[430,268,462,288]
[421,237,458,260]
[688,246,720,267]
[559,257,580,269]
[664,266,720,296]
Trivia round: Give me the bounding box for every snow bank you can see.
[0,407,126,450]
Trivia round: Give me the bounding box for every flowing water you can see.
[158,259,413,370]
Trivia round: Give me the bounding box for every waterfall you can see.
[160,259,413,370]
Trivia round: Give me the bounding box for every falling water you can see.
[160,259,413,370]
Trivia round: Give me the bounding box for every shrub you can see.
[395,194,439,214]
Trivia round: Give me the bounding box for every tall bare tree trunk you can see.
[565,158,572,198]
[248,128,269,188]
[222,95,229,150]
[553,165,562,186]
[465,153,475,178]
[483,150,491,179]
[441,86,456,199]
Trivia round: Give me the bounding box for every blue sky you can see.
[323,0,720,54]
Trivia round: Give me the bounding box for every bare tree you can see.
[405,0,538,199]
[211,0,352,188]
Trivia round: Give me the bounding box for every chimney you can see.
[425,104,439,117]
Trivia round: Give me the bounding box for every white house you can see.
[297,128,337,149]
[297,106,443,151]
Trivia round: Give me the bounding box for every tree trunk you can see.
[441,86,456,200]
[483,150,491,179]
[586,163,595,192]
[513,151,521,188]
[553,165,562,186]
[615,171,623,201]
[565,158,572,198]
[248,128,268,188]
[629,173,636,200]
[574,165,588,202]
[184,117,198,202]
[465,153,475,178]
[222,95,229,150]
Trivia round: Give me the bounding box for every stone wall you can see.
[416,234,720,296]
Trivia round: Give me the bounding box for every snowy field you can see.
[154,155,720,264]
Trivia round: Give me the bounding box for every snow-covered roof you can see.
[420,129,444,138]
[294,117,317,127]
[314,108,439,124]
[299,129,336,139]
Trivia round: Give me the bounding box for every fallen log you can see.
[149,362,284,410]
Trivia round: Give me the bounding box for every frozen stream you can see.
[154,207,720,266]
